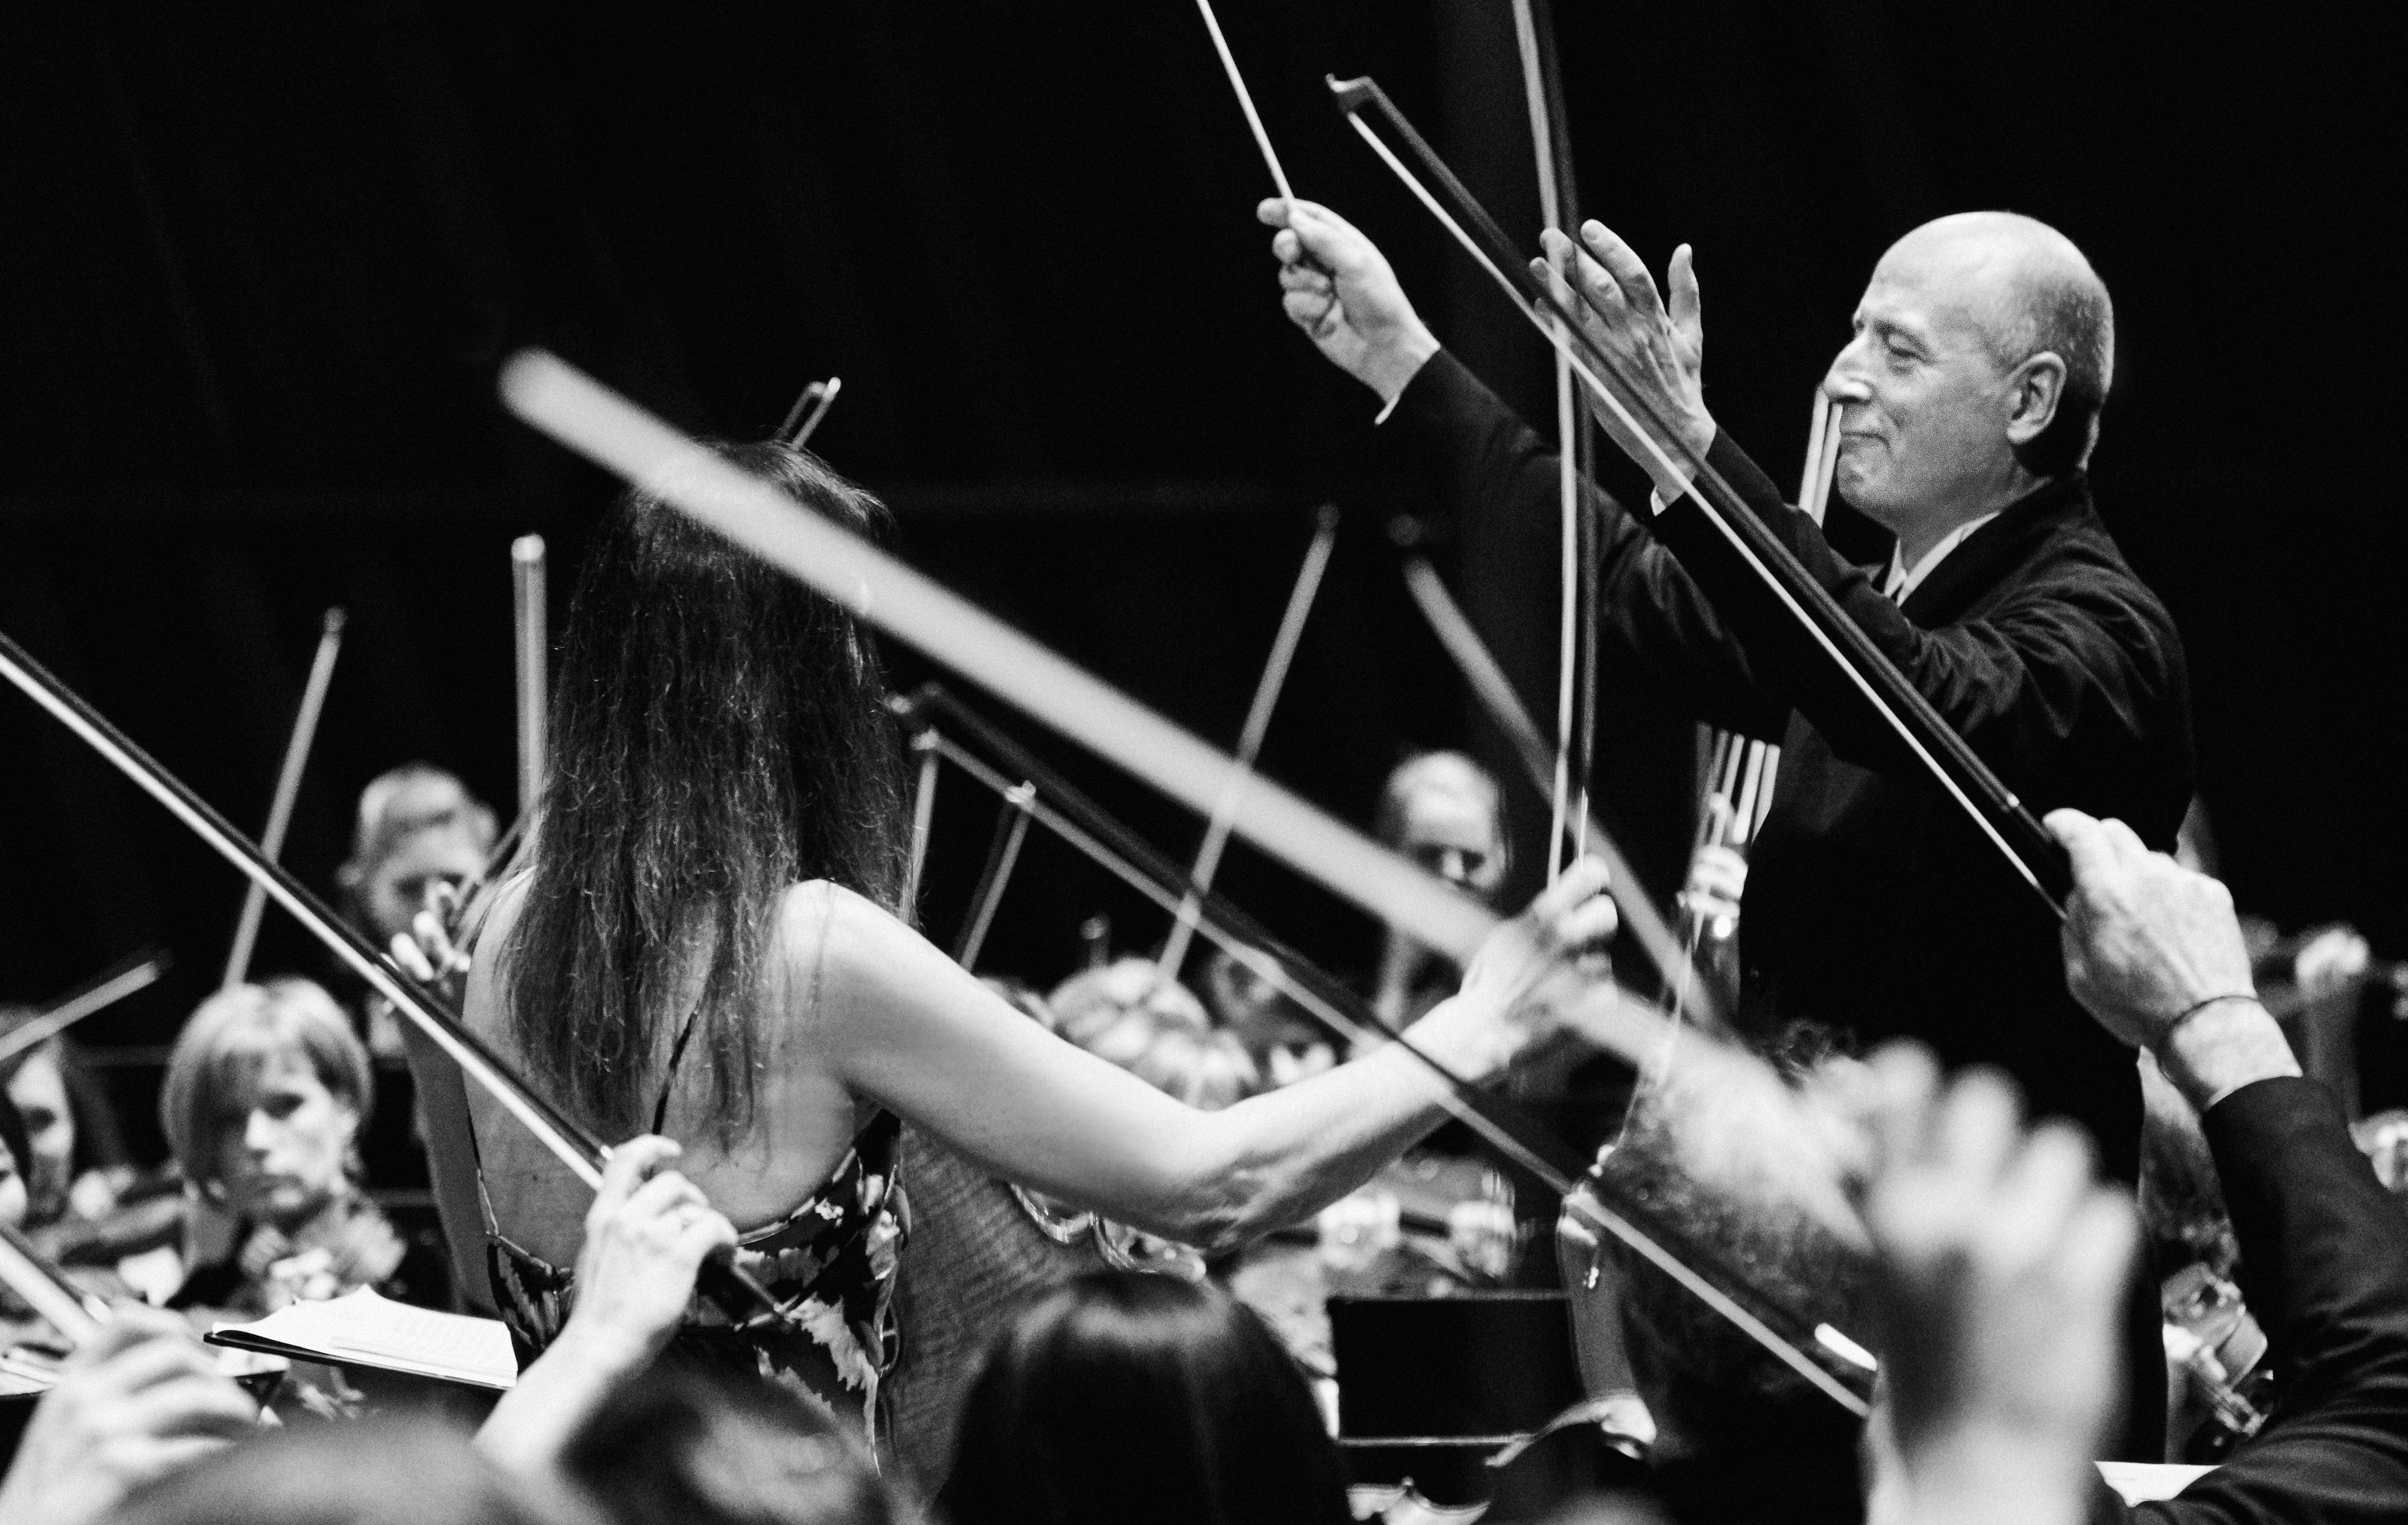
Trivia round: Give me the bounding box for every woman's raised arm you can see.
[807,862,1615,1253]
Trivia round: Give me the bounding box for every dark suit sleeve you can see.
[2127,1077,2408,1524]
[1651,433,2179,794]
[1385,349,1789,742]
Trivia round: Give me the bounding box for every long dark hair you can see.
[502,442,910,1141]
[942,1272,1350,1525]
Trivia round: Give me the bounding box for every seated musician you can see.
[1048,958,1260,1112]
[338,764,499,1055]
[0,1017,182,1300]
[0,1021,131,1236]
[443,440,1615,1456]
[1368,751,1509,1028]
[161,978,444,1318]
[1201,947,1333,1088]
[941,1271,1348,1525]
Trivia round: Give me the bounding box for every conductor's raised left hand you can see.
[1531,222,1716,499]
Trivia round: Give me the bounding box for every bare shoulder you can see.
[773,880,954,1029]
[775,879,918,977]
[461,872,535,1043]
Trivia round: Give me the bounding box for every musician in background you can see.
[1265,201,2192,1455]
[161,978,443,1321]
[1368,752,1510,1028]
[942,1272,1350,1525]
[0,1089,28,1233]
[2178,797,2387,1120]
[338,766,497,1057]
[0,1016,179,1301]
[1047,960,1260,1114]
[0,1018,132,1235]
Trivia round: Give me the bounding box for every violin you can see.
[2161,1261,2273,1462]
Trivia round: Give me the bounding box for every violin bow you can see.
[778,377,842,449]
[1159,505,1339,977]
[499,354,1875,1414]
[0,1222,108,1348]
[0,629,787,1331]
[1192,0,1297,207]
[1398,556,1719,1028]
[222,607,345,989]
[1507,0,1598,884]
[0,951,170,1071]
[1681,398,1844,918]
[512,536,548,821]
[1327,76,2073,913]
[903,682,1871,1414]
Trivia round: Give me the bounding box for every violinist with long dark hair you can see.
[442,440,1616,1446]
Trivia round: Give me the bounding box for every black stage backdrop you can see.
[0,3,2397,1096]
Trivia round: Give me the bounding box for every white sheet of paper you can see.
[2097,1461,2215,1504]
[211,1287,516,1389]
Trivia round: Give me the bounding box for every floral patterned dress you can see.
[477,1030,907,1443]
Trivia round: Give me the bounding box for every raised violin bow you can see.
[0,950,170,1070]
[1328,74,2074,913]
[1159,505,1338,977]
[1507,0,1600,884]
[777,377,841,449]
[0,629,788,1332]
[512,536,548,821]
[1191,0,1296,206]
[1398,554,1719,1028]
[222,607,345,989]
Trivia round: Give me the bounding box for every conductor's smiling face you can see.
[1820,224,2026,534]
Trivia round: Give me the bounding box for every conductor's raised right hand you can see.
[1258,197,1439,405]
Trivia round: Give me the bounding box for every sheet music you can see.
[211,1287,516,1389]
[2096,1462,2214,1504]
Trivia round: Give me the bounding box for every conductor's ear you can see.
[2004,352,2067,446]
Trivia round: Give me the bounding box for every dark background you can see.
[1,3,2397,1085]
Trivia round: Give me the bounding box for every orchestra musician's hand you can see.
[1257,197,1439,406]
[2047,809,2300,1111]
[1531,222,1716,502]
[563,1136,738,1372]
[1853,1043,2136,1525]
[0,1306,257,1525]
[477,1136,738,1482]
[1428,856,1619,1074]
[2294,924,2373,1003]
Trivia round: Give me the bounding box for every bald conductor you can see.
[1264,204,2193,1456]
